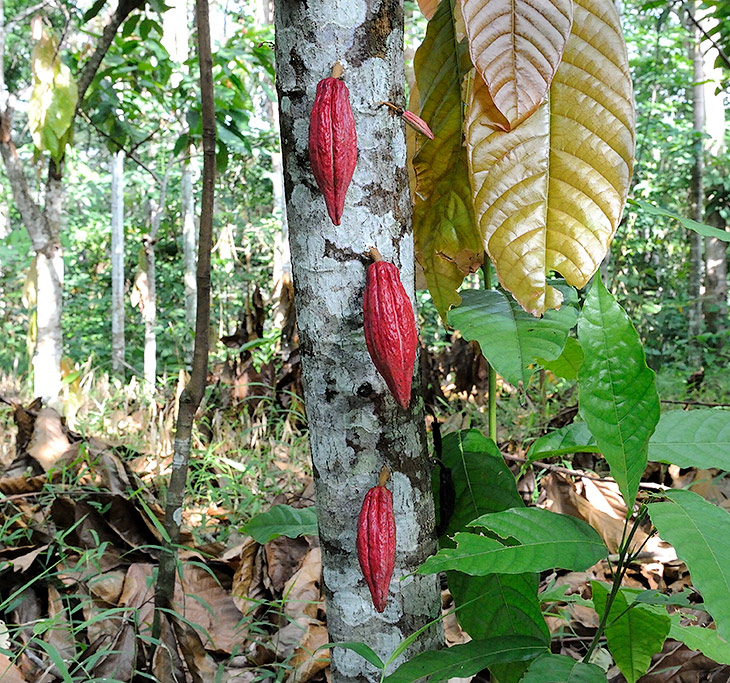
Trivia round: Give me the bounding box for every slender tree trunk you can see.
[274,3,442,681]
[688,8,705,366]
[111,150,125,373]
[34,167,64,400]
[153,0,215,642]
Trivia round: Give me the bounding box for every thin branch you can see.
[501,452,669,491]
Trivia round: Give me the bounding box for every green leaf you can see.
[82,0,108,23]
[526,422,598,462]
[669,622,730,665]
[591,583,669,683]
[648,490,730,642]
[538,337,584,380]
[648,409,730,469]
[440,431,544,683]
[448,288,579,386]
[521,653,607,682]
[628,199,730,243]
[382,637,546,683]
[577,277,660,509]
[321,642,383,670]
[242,505,317,544]
[419,509,606,575]
[631,588,692,608]
[448,573,549,683]
[440,430,524,540]
[412,0,480,320]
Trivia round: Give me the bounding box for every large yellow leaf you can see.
[412,0,482,319]
[462,0,573,130]
[466,0,634,315]
[28,28,78,164]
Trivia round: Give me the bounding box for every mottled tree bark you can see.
[274,2,442,681]
[111,150,125,373]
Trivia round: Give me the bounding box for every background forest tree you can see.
[2,0,730,681]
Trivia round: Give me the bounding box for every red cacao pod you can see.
[357,467,396,613]
[308,64,357,225]
[363,248,418,409]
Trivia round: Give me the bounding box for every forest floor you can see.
[0,360,729,682]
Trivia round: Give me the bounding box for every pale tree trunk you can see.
[182,158,197,335]
[699,11,727,340]
[687,10,705,366]
[111,150,125,373]
[274,2,442,681]
[140,159,173,394]
[162,0,197,347]
[0,0,144,399]
[258,0,291,351]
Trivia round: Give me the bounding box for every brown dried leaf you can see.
[0,654,26,683]
[45,586,75,663]
[264,535,310,594]
[283,548,322,620]
[151,614,187,682]
[289,622,329,683]
[176,564,246,654]
[27,408,71,472]
[172,617,219,683]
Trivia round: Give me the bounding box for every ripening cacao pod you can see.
[357,467,396,613]
[363,248,418,409]
[308,63,357,225]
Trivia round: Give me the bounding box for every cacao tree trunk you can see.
[111,149,125,373]
[274,2,442,680]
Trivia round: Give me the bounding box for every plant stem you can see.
[583,507,648,663]
[481,263,497,443]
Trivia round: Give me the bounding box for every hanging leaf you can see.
[669,621,730,665]
[439,430,523,539]
[242,505,317,544]
[383,636,546,683]
[28,27,78,164]
[578,278,659,509]
[462,0,573,129]
[448,286,578,386]
[521,653,606,683]
[417,0,440,20]
[537,336,584,380]
[628,199,730,243]
[466,0,634,315]
[449,573,549,683]
[412,0,482,320]
[592,583,670,683]
[419,507,606,576]
[647,409,730,470]
[649,490,730,643]
[526,422,597,462]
